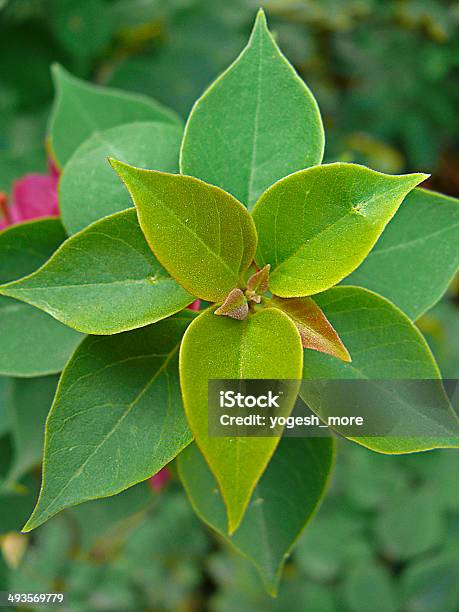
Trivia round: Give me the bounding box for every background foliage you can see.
[1,0,458,609]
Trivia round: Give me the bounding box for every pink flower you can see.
[188,300,201,311]
[148,467,172,492]
[0,161,59,230]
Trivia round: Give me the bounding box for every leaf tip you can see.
[108,157,131,181]
[21,518,35,534]
[253,7,268,34]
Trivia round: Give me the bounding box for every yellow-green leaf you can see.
[252,163,428,297]
[111,161,257,302]
[179,307,303,533]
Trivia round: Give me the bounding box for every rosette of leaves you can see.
[0,9,458,595]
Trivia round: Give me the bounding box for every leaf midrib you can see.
[4,277,178,293]
[145,189,242,285]
[270,183,409,275]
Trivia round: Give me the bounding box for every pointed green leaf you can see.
[0,210,193,335]
[0,220,82,376]
[6,376,58,486]
[252,163,428,297]
[60,121,183,234]
[180,307,303,533]
[301,286,459,453]
[271,295,351,362]
[50,64,180,166]
[23,313,195,532]
[111,162,257,302]
[344,188,459,319]
[178,438,334,595]
[180,9,324,210]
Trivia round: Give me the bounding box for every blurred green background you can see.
[0,1,458,610]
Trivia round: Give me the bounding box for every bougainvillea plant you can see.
[0,10,458,594]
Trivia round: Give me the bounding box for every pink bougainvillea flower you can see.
[0,161,60,231]
[9,173,59,224]
[148,467,172,492]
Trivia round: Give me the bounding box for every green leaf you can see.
[111,162,257,302]
[180,9,324,210]
[252,163,428,297]
[60,121,183,234]
[179,307,303,533]
[0,219,82,376]
[49,64,181,167]
[178,437,334,595]
[301,286,459,453]
[344,188,459,319]
[23,312,195,532]
[270,295,351,362]
[0,210,193,335]
[6,376,58,486]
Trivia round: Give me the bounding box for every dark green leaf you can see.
[6,377,58,486]
[376,488,445,560]
[178,437,334,595]
[0,220,82,376]
[344,188,459,319]
[23,313,195,532]
[301,286,459,453]
[401,553,459,612]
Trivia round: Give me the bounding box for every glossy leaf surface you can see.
[0,210,193,335]
[301,286,459,453]
[180,307,303,533]
[60,121,182,234]
[180,10,324,210]
[24,313,195,531]
[252,163,427,297]
[344,188,459,319]
[50,65,180,166]
[112,162,257,302]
